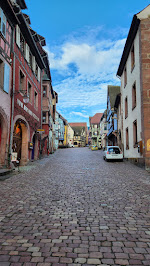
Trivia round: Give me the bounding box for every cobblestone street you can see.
[0,148,150,266]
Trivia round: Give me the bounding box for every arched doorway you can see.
[31,133,38,160]
[0,110,8,167]
[12,119,28,165]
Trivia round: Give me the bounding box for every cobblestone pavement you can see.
[0,148,150,266]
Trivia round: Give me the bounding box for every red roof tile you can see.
[90,113,103,124]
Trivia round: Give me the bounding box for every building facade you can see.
[117,5,150,169]
[106,86,120,146]
[69,123,88,147]
[0,1,18,167]
[89,113,103,148]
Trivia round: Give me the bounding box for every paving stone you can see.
[0,149,150,265]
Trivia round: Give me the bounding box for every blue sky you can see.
[25,0,149,125]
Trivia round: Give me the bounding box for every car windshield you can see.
[108,147,120,154]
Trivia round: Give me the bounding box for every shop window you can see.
[132,82,136,110]
[43,86,47,97]
[42,112,46,123]
[34,90,38,109]
[28,82,32,103]
[126,127,129,150]
[0,59,4,89]
[133,120,138,147]
[0,8,6,38]
[124,66,127,87]
[125,97,128,119]
[19,70,25,93]
[131,44,135,71]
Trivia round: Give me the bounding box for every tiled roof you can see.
[90,113,103,124]
[69,122,87,128]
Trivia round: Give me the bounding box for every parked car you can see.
[91,145,98,151]
[103,146,123,161]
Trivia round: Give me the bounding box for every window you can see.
[34,90,38,109]
[43,86,47,97]
[133,120,138,147]
[42,112,46,123]
[29,51,32,69]
[131,44,135,71]
[28,82,32,103]
[20,32,25,55]
[124,66,127,87]
[132,83,136,109]
[19,70,25,92]
[0,8,6,38]
[125,97,128,119]
[0,59,4,89]
[35,63,38,78]
[126,127,129,150]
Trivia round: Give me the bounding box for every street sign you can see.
[37,129,45,134]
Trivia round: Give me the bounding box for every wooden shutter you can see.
[26,43,29,62]
[16,25,20,47]
[37,66,41,82]
[4,63,10,93]
[32,56,36,72]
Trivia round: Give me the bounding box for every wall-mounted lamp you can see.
[12,89,29,104]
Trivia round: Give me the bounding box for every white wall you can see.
[121,28,142,158]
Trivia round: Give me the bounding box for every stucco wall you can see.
[121,28,142,158]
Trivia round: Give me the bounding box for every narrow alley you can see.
[0,148,150,265]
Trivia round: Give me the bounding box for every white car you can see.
[103,146,123,161]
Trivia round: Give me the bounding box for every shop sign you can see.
[28,142,33,150]
[147,139,150,151]
[17,99,39,122]
[37,129,45,134]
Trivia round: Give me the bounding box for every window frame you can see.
[132,82,136,110]
[125,96,128,119]
[133,120,138,147]
[126,127,129,150]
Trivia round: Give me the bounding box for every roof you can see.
[117,5,150,77]
[107,85,120,108]
[69,122,87,128]
[90,113,103,124]
[69,123,88,136]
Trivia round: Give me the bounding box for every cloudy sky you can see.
[25,0,150,125]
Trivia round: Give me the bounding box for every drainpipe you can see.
[9,28,15,166]
[39,70,42,159]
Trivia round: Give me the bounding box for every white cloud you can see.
[71,111,89,118]
[45,26,126,115]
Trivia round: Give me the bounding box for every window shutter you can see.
[38,66,41,82]
[32,56,36,72]
[26,43,29,62]
[4,63,10,93]
[16,25,20,47]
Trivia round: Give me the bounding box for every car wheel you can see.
[103,156,105,160]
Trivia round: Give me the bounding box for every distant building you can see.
[100,111,108,149]
[67,124,74,147]
[69,123,88,147]
[89,113,103,148]
[106,85,120,146]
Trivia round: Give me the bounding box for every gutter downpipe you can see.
[39,70,42,159]
[9,28,15,166]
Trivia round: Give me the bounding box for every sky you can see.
[25,0,150,125]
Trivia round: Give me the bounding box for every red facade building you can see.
[10,0,45,165]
